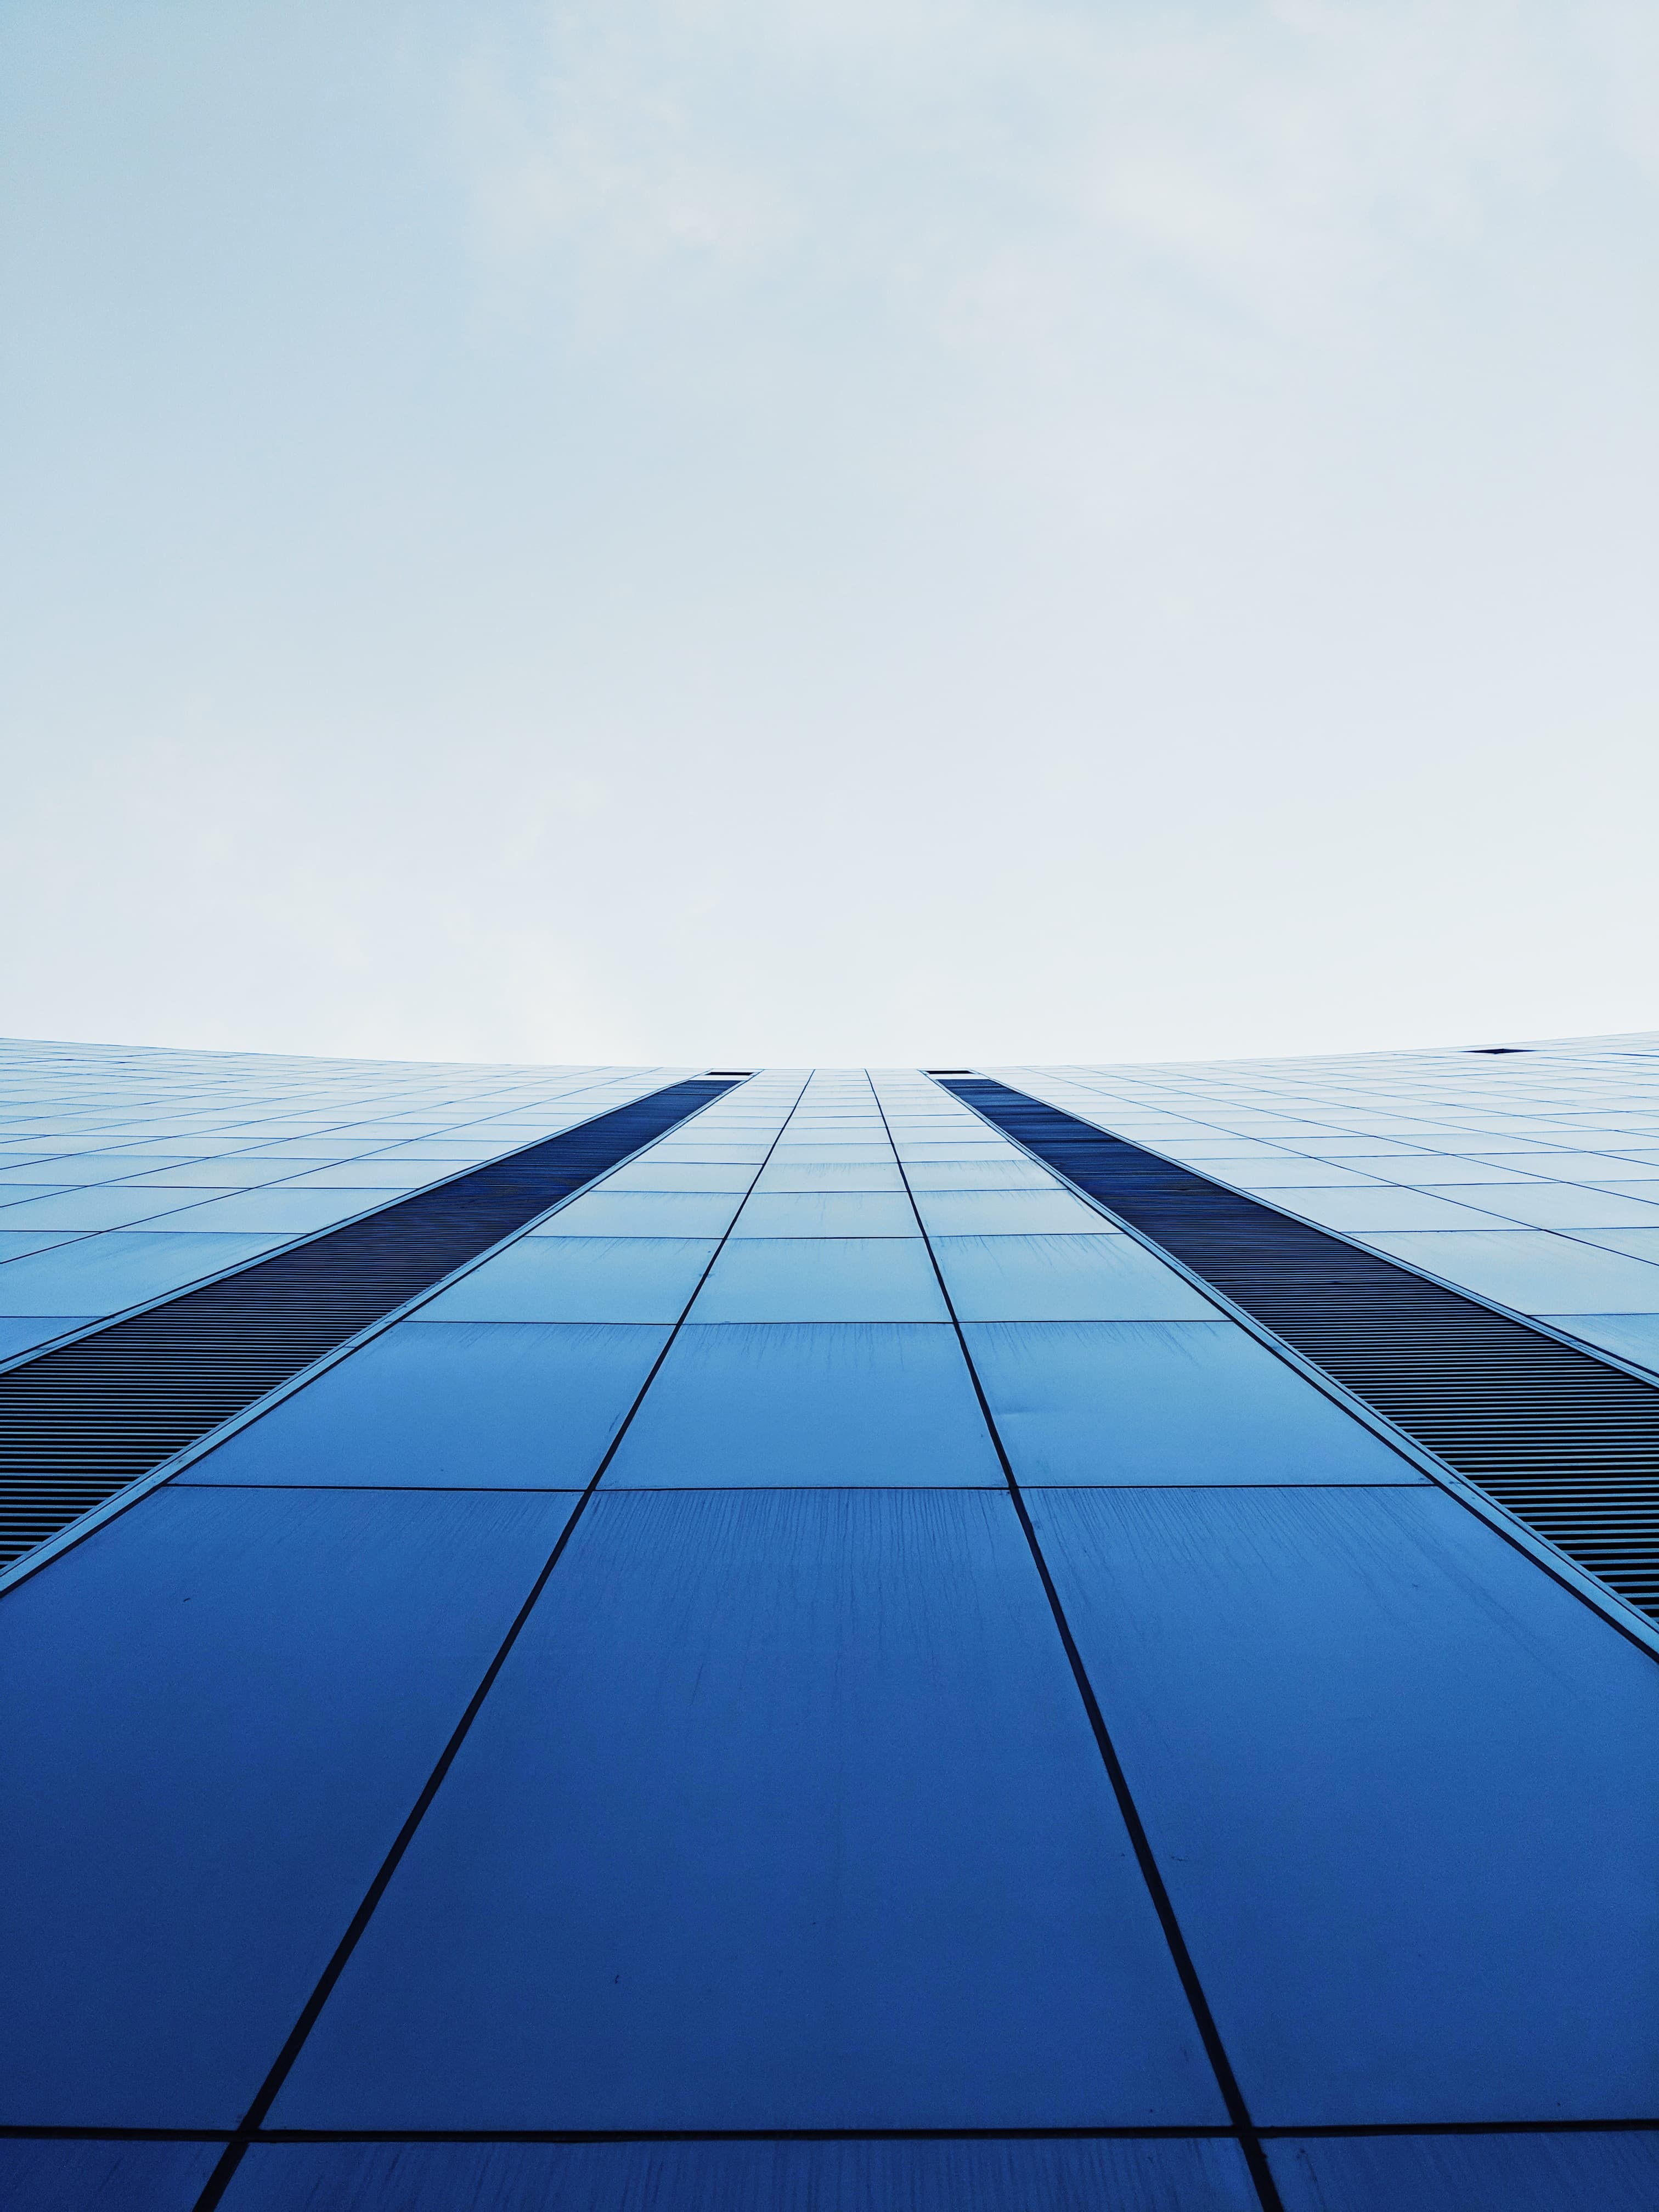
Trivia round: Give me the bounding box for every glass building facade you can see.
[1,1036,1655,2212]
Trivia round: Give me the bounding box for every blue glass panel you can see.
[903,1160,1058,1189]
[0,1187,190,1228]
[273,1166,429,1189]
[731,1192,916,1237]
[0,1231,81,1261]
[765,1145,895,1165]
[1267,2131,1659,2211]
[189,1319,670,1488]
[933,1235,1220,1322]
[690,1237,946,1322]
[1033,1486,1659,2123]
[421,1238,718,1324]
[0,1483,577,2127]
[601,1162,757,1192]
[1548,1311,1659,1372]
[1216,1162,1383,1188]
[532,1189,745,1238]
[640,1144,770,1164]
[152,1189,391,1232]
[969,1321,1420,1485]
[751,1161,907,1190]
[604,1322,1002,1486]
[222,2136,1259,2210]
[270,1489,1224,2131]
[1361,1230,1659,1312]
[0,2138,222,2212]
[1263,1187,1516,1232]
[1574,1227,1659,1262]
[913,1188,1110,1237]
[0,1156,178,1184]
[0,1231,283,1314]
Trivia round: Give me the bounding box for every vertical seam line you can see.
[190,1073,809,2210]
[868,1070,1284,2212]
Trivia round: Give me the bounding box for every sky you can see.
[2,0,1656,1070]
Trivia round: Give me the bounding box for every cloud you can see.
[456,0,1649,351]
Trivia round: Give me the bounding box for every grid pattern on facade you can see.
[944,1076,1659,1621]
[0,1077,736,1568]
[0,1043,1656,2212]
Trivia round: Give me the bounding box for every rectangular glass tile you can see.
[0,2139,222,2212]
[274,1165,431,1189]
[1217,1163,1385,1188]
[0,1485,580,2128]
[1543,1311,1659,1372]
[0,1231,82,1262]
[912,1188,1109,1237]
[151,1189,390,1233]
[0,1315,91,1358]
[1429,1184,1659,1230]
[421,1239,718,1325]
[690,1237,946,1322]
[598,1163,758,1193]
[269,1488,1226,2131]
[765,1145,896,1165]
[189,1320,672,1488]
[751,1162,907,1192]
[730,1192,917,1238]
[902,1160,1059,1190]
[1360,1229,1659,1312]
[603,1323,1003,1486]
[220,2137,1259,2212]
[0,1187,207,1230]
[1265,1187,1520,1232]
[1267,2131,1659,2212]
[0,1231,285,1316]
[933,1235,1220,1322]
[1035,1486,1659,2124]
[970,1321,1420,1485]
[531,1189,745,1239]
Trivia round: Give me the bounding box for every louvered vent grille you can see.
[0,1077,736,1570]
[942,1078,1659,1622]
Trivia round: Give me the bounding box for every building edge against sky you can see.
[0,1030,1655,2212]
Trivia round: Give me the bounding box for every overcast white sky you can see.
[2,1,1655,1069]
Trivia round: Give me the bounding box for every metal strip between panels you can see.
[941,1077,1659,1622]
[0,1077,737,1570]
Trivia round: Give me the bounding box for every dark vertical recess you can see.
[939,1077,1659,1627]
[0,1078,738,1572]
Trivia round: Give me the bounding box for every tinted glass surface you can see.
[1033,1485,1659,2123]
[189,1319,670,1488]
[271,1488,1224,2131]
[689,1238,947,1322]
[603,1322,1002,1486]
[1267,2130,1659,2212]
[933,1235,1221,1322]
[0,1484,576,2126]
[0,1229,283,1313]
[531,1189,746,1239]
[911,1187,1111,1237]
[420,1238,718,1324]
[0,2138,223,2212]
[729,1191,918,1237]
[221,2136,1259,2211]
[968,1321,1419,1485]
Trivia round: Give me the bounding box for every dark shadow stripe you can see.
[0,1078,737,1570]
[939,1077,1659,1625]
